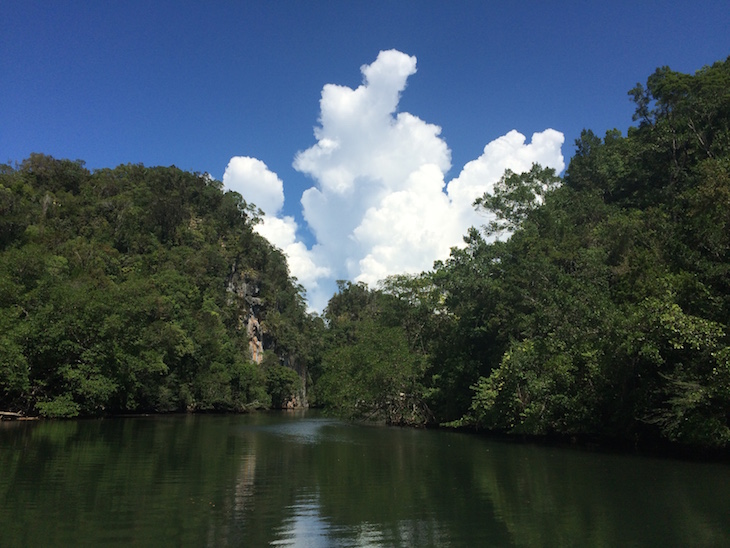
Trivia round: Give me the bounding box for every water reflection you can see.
[272,492,330,547]
[1,413,730,547]
[470,441,730,546]
[255,422,351,447]
[233,451,256,519]
[270,490,451,547]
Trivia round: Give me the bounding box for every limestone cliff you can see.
[226,262,308,407]
[226,262,264,364]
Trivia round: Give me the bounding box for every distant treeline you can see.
[2,57,729,451]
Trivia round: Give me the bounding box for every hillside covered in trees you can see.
[0,158,316,417]
[2,57,729,451]
[311,57,730,449]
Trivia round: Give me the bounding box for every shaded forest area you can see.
[2,57,729,450]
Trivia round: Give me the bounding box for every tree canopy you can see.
[312,57,730,449]
[0,157,314,417]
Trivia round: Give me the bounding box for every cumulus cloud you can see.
[222,156,284,216]
[446,128,566,229]
[224,50,564,312]
[222,157,330,293]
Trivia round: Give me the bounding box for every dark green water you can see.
[1,412,730,547]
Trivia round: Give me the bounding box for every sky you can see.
[2,1,729,311]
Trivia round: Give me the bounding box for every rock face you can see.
[226,262,307,407]
[226,263,265,364]
[245,311,264,364]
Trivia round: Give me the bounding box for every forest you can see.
[1,57,729,450]
[0,157,316,417]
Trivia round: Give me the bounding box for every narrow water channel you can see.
[1,411,729,546]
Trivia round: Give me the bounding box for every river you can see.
[1,411,729,546]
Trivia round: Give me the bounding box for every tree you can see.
[474,163,561,235]
[315,282,430,425]
[317,319,428,425]
[266,363,303,408]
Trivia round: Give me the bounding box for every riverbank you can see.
[6,405,729,462]
[447,425,730,463]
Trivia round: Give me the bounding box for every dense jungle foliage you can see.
[2,57,729,450]
[0,158,315,417]
[312,57,730,449]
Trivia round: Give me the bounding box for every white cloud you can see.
[222,156,284,216]
[446,128,565,227]
[221,157,330,298]
[224,50,565,312]
[353,163,455,285]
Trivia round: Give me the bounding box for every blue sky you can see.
[2,1,729,310]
